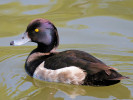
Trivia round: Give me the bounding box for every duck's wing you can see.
[44,50,116,75]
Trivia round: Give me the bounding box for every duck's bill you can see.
[10,32,31,46]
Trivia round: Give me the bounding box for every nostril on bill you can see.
[10,41,14,45]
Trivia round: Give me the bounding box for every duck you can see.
[10,18,129,86]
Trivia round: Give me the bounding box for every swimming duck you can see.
[10,18,128,86]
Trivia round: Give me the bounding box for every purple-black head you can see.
[10,18,59,50]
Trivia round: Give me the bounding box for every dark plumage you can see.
[10,18,129,86]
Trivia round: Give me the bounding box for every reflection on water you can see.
[0,0,133,37]
[0,0,133,100]
[29,79,131,100]
[1,16,133,49]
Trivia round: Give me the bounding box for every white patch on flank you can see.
[33,62,86,85]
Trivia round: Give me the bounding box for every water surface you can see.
[0,0,133,100]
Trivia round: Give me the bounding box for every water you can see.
[0,0,133,100]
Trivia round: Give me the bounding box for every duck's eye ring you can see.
[35,28,39,32]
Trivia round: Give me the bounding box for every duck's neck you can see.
[36,43,55,53]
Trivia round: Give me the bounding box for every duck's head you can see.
[10,18,59,52]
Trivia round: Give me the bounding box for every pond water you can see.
[0,0,133,100]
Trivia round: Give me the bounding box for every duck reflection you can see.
[22,76,131,100]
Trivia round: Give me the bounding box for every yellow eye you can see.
[35,28,39,32]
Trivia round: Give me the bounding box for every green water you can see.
[0,0,133,100]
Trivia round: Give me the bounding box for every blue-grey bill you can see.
[10,32,31,46]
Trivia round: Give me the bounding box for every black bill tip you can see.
[10,41,14,46]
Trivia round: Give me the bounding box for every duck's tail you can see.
[84,69,129,86]
[99,76,129,86]
[108,76,129,80]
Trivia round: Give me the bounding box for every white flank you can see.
[33,62,86,85]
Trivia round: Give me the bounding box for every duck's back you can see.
[45,50,104,70]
